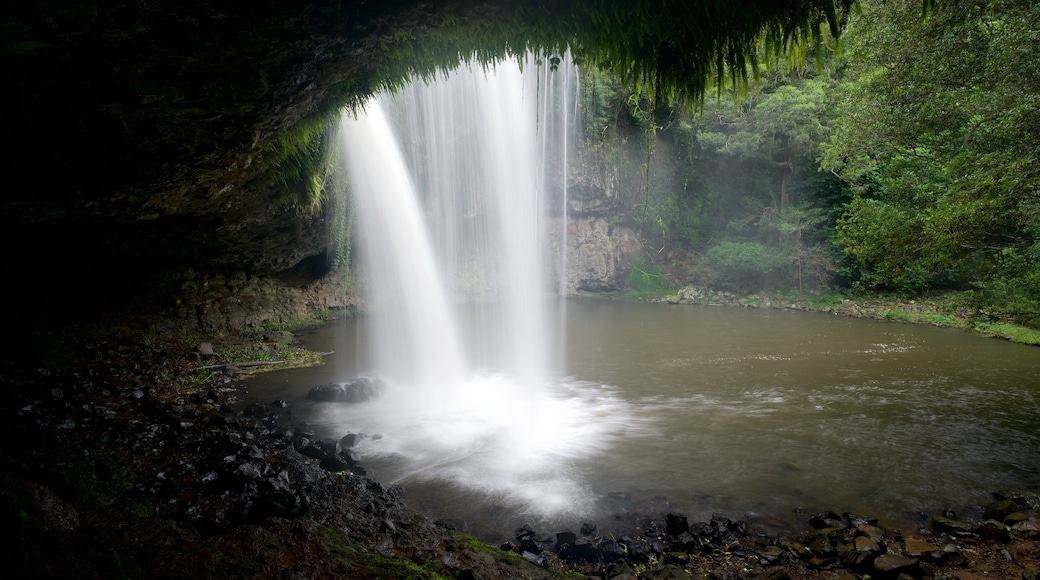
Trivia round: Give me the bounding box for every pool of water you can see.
[243,300,1040,541]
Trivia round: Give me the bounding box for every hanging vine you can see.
[637,87,657,246]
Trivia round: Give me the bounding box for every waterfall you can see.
[335,54,631,522]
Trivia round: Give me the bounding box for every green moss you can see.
[317,527,452,579]
[120,499,157,520]
[465,535,524,566]
[47,455,136,512]
[253,309,338,333]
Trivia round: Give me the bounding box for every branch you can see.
[188,360,288,371]
[962,115,996,149]
[187,351,332,372]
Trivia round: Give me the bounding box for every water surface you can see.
[245,300,1040,540]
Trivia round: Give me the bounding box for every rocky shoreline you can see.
[3,334,1039,579]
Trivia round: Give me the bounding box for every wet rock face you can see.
[550,216,641,293]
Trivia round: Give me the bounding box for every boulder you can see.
[974,519,1009,541]
[872,553,918,576]
[307,376,386,403]
[984,499,1020,521]
[903,537,939,558]
[854,536,881,554]
[809,510,845,530]
[559,536,601,562]
[556,530,577,550]
[340,432,367,448]
[618,536,652,563]
[932,515,974,537]
[665,513,689,537]
[1012,520,1040,539]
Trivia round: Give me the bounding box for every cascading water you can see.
[333,55,636,523]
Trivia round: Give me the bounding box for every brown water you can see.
[245,299,1040,540]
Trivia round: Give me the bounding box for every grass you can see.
[973,322,1040,346]
[671,286,1040,347]
[880,308,961,327]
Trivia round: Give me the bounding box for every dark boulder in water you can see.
[308,376,386,403]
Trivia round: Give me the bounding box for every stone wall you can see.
[549,216,641,294]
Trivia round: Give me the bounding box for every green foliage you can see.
[704,78,828,173]
[559,1,855,105]
[582,66,625,145]
[837,196,939,293]
[260,116,339,213]
[330,191,354,273]
[705,241,785,291]
[953,253,1040,329]
[823,0,1040,312]
[625,256,675,298]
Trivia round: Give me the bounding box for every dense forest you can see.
[581,0,1038,330]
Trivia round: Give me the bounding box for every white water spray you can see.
[336,55,634,521]
[338,99,468,391]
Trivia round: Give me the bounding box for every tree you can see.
[706,80,829,213]
[822,0,1040,322]
[696,73,837,290]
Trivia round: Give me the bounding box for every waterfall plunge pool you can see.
[242,300,1040,542]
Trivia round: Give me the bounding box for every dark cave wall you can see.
[3,1,405,328]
